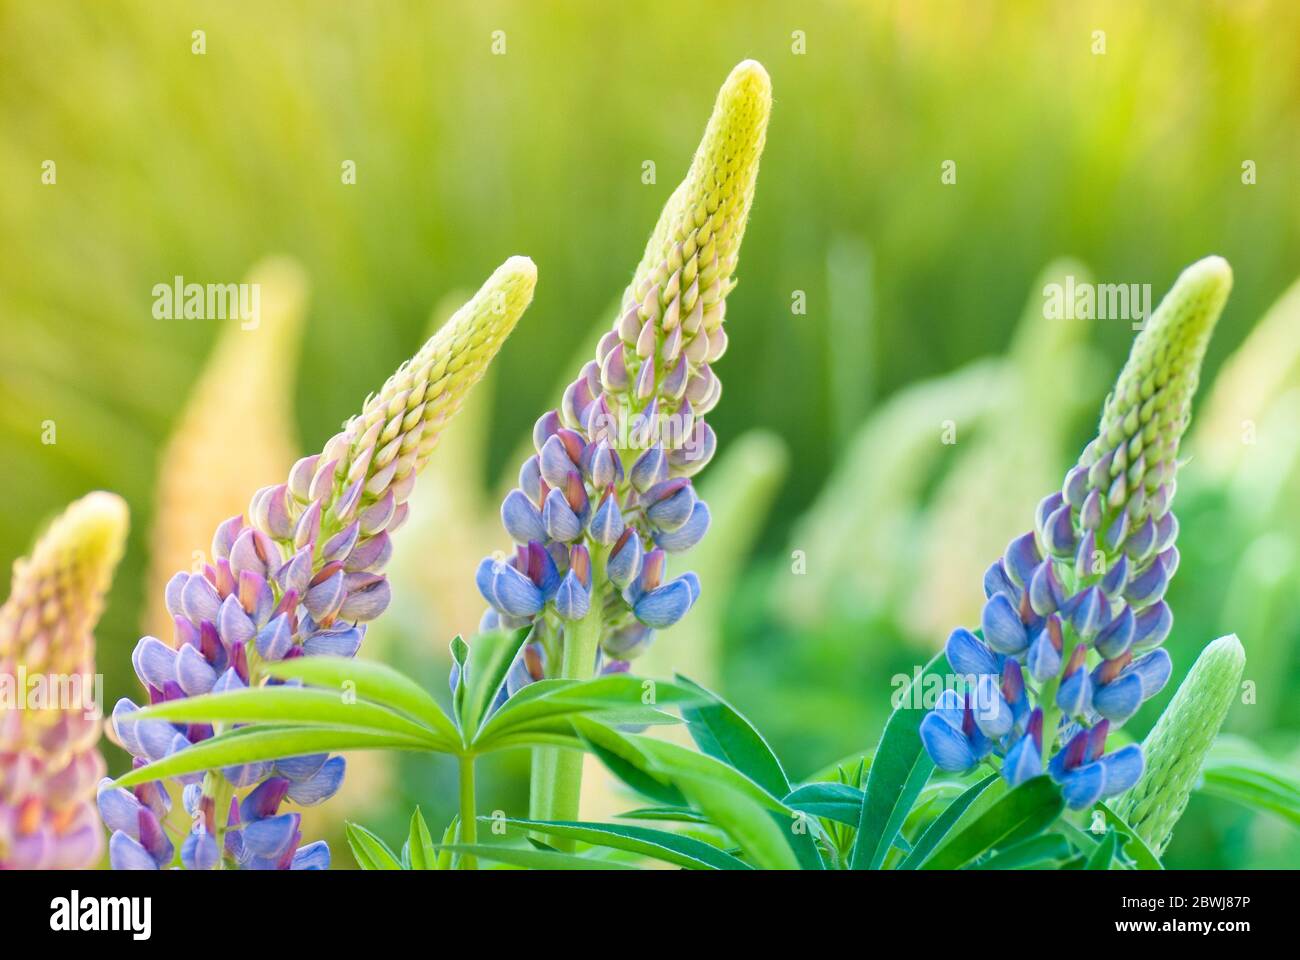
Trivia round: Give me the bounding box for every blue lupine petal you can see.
[175,642,217,695]
[539,434,577,487]
[629,445,668,492]
[633,577,695,628]
[181,831,220,870]
[286,756,346,805]
[1002,731,1043,787]
[1131,600,1172,652]
[1028,559,1065,616]
[291,840,331,870]
[983,561,1017,603]
[1095,605,1135,659]
[931,687,966,729]
[981,593,1028,654]
[109,831,159,870]
[1131,648,1173,699]
[553,570,592,620]
[1004,532,1041,588]
[655,500,710,553]
[274,753,328,782]
[96,779,142,836]
[1125,555,1170,608]
[919,712,978,772]
[946,627,999,678]
[588,495,626,546]
[303,625,363,658]
[489,562,545,618]
[606,530,643,589]
[646,483,697,532]
[972,674,1013,739]
[255,613,294,661]
[1026,626,1062,683]
[241,813,300,859]
[1091,672,1143,722]
[501,489,546,544]
[1055,667,1092,718]
[602,624,655,659]
[1099,744,1144,796]
[1065,585,1106,640]
[132,636,177,690]
[1059,762,1105,810]
[542,487,583,542]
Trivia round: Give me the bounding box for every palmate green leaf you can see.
[407,808,438,871]
[437,816,461,870]
[346,822,403,870]
[473,675,698,749]
[113,726,432,788]
[851,650,946,870]
[675,674,790,798]
[977,833,1072,870]
[784,782,865,827]
[923,776,1065,870]
[437,845,640,870]
[457,627,531,739]
[130,686,447,748]
[899,773,999,869]
[573,717,802,869]
[489,818,750,870]
[262,655,459,746]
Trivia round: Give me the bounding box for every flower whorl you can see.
[0,492,128,869]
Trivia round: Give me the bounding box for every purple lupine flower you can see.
[107,259,536,868]
[920,257,1232,808]
[0,493,128,869]
[473,62,771,691]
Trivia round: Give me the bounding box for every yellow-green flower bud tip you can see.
[1088,255,1233,495]
[633,59,772,294]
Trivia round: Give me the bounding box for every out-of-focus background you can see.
[2,1,1297,867]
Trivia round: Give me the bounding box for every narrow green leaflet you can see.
[977,834,1072,870]
[457,627,531,739]
[1199,756,1300,827]
[675,674,791,797]
[572,717,688,807]
[851,651,947,869]
[261,655,457,744]
[923,776,1065,870]
[346,822,403,870]
[436,845,639,870]
[113,726,432,788]
[784,782,865,827]
[899,773,999,869]
[490,818,750,870]
[1095,802,1163,870]
[672,772,800,870]
[616,807,709,824]
[408,808,437,871]
[130,686,445,747]
[1085,828,1119,870]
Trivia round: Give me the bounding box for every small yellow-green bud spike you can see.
[0,492,129,869]
[1113,634,1246,854]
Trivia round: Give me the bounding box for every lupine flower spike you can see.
[473,60,771,695]
[0,492,129,869]
[104,257,536,869]
[920,256,1233,809]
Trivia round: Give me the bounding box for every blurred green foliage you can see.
[2,0,1297,867]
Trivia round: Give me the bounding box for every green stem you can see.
[529,551,606,850]
[458,755,477,870]
[1038,632,1081,766]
